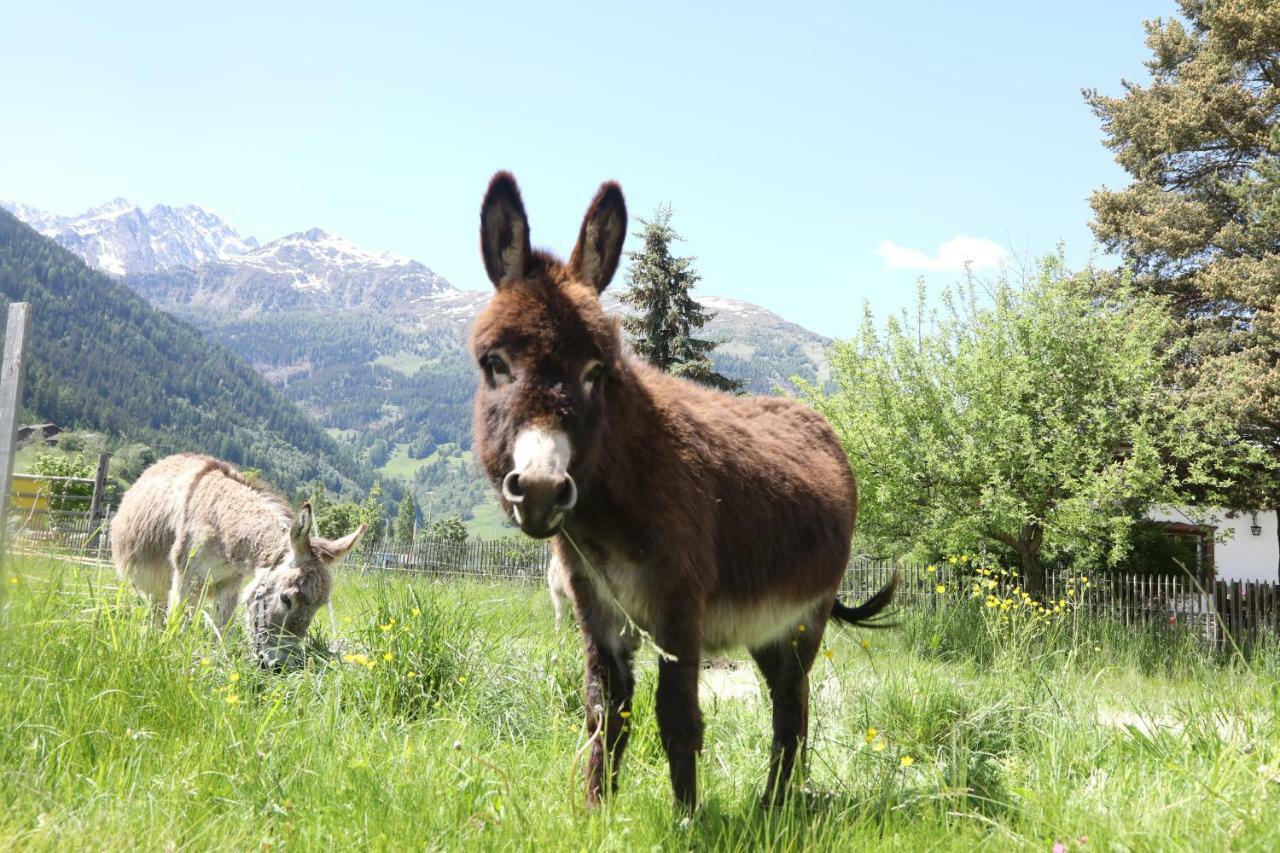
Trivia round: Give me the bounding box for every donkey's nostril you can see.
[502,471,525,503]
[555,476,578,511]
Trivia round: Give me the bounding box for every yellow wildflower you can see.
[620,710,632,719]
[872,740,886,753]
[228,672,240,683]
[859,638,872,651]
[926,565,937,574]
[199,657,211,667]
[948,556,957,564]
[935,584,946,594]
[225,694,239,704]
[384,652,395,662]
[411,607,421,617]
[823,647,835,660]
[900,755,915,767]
[405,671,417,679]
[797,623,806,633]
[865,727,878,743]
[457,675,467,684]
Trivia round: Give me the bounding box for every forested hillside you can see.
[0,210,372,496]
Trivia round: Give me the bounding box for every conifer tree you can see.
[1087,0,1280,572]
[620,206,743,392]
[395,493,417,546]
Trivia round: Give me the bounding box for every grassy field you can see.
[371,351,431,377]
[377,442,437,480]
[465,498,518,540]
[2,555,1279,850]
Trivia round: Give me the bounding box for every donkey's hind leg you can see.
[123,559,176,626]
[750,606,827,807]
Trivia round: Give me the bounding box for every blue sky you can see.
[0,1,1164,337]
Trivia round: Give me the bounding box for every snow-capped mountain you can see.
[0,198,257,275]
[4,197,455,315]
[127,227,456,316]
[4,194,829,392]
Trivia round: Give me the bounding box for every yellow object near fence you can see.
[10,476,50,515]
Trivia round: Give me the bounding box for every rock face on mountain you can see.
[0,198,258,275]
[4,195,832,522]
[128,228,456,316]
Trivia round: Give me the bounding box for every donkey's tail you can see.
[830,571,898,629]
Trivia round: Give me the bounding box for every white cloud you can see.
[876,236,1008,272]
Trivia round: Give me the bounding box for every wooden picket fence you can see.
[351,535,552,584]
[846,558,1280,650]
[12,512,1280,651]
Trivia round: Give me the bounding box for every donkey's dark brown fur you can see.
[471,172,895,809]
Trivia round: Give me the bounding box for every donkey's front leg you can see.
[581,627,636,804]
[655,619,703,810]
[572,579,638,805]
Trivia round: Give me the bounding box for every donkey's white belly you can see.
[702,597,824,653]
[590,557,823,653]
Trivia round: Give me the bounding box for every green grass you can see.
[376,442,436,480]
[371,350,431,376]
[376,443,476,484]
[465,497,518,540]
[2,555,1279,850]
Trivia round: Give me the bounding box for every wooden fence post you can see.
[0,303,32,569]
[87,452,109,547]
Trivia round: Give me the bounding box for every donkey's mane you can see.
[193,456,292,518]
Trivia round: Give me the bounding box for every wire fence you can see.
[10,511,1280,650]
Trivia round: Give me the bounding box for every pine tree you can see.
[620,206,743,393]
[395,493,417,546]
[1086,0,1280,573]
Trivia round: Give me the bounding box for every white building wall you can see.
[1147,506,1278,584]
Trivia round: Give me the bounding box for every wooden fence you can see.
[11,514,1280,650]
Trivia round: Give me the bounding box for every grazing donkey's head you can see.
[471,172,628,538]
[244,503,365,669]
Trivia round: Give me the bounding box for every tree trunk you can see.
[1018,523,1046,596]
[1274,507,1279,585]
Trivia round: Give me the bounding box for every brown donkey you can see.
[471,173,896,809]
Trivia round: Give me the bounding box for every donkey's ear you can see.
[318,523,367,566]
[569,181,627,293]
[480,171,531,288]
[290,503,314,560]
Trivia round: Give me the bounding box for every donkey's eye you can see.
[483,352,513,387]
[280,593,294,609]
[582,361,605,392]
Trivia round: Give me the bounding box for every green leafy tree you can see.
[1086,0,1280,571]
[309,480,383,544]
[31,453,93,512]
[620,206,743,392]
[395,493,417,546]
[427,514,467,545]
[805,258,1250,593]
[111,442,156,483]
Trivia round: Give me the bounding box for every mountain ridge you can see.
[0,209,375,497]
[5,195,832,525]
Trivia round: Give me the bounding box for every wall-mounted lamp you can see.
[1251,512,1262,536]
